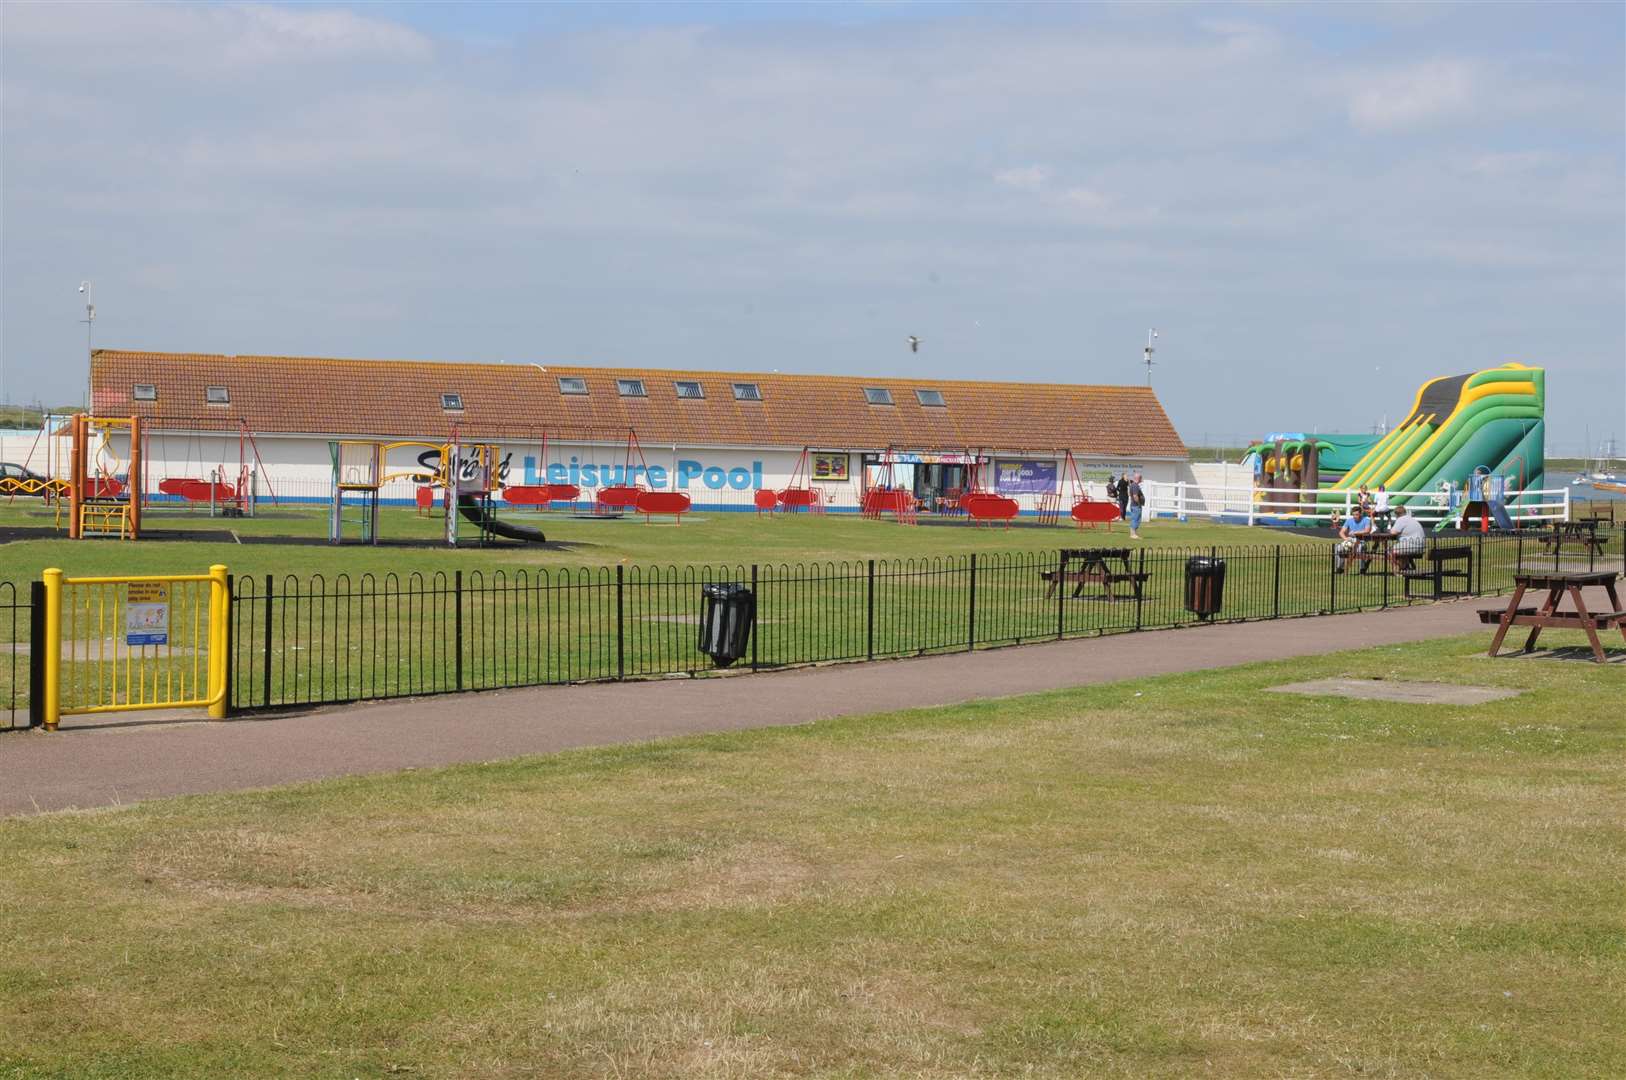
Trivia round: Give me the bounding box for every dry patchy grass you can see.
[1,635,1622,1078]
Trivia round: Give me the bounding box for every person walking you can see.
[1127,471,1146,539]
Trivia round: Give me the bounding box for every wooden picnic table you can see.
[1481,569,1625,663]
[1543,520,1608,556]
[1337,530,1394,574]
[1041,548,1149,601]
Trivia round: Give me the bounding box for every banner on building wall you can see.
[994,459,1058,494]
[812,453,849,481]
[883,451,975,465]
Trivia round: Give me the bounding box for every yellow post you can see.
[207,564,229,719]
[42,568,63,731]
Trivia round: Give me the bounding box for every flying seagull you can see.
[907,336,921,353]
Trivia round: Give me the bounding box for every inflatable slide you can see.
[1318,363,1545,512]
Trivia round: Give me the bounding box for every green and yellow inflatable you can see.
[1320,363,1544,509]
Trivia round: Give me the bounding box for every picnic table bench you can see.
[1400,544,1473,599]
[1041,548,1150,601]
[1542,520,1608,556]
[1481,569,1625,663]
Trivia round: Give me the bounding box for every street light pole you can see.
[79,281,95,410]
[1142,328,1158,386]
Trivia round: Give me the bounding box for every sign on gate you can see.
[41,565,229,729]
[125,582,169,646]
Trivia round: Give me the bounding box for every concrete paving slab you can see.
[1265,678,1521,704]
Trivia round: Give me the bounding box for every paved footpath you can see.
[1,601,1500,816]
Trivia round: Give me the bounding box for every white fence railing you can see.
[1146,482,1571,526]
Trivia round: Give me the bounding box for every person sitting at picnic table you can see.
[1387,505,1425,572]
[1334,505,1373,573]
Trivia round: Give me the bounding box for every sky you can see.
[2,1,1622,454]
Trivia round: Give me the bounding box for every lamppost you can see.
[1142,328,1158,386]
[79,281,95,409]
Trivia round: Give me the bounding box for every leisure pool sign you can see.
[413,448,771,491]
[525,456,767,492]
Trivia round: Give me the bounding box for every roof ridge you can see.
[93,349,1155,393]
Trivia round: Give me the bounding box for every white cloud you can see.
[1,3,1620,438]
[1,1,430,71]
[1460,150,1556,175]
[1347,59,1476,133]
[994,165,1051,191]
[225,4,433,64]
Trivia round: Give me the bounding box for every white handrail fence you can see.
[1147,482,1571,526]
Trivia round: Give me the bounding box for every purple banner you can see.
[995,459,1057,494]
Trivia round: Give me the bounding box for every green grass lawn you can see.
[5,500,1617,721]
[0,500,1328,582]
[2,634,1622,1078]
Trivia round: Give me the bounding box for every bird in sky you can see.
[907,336,921,353]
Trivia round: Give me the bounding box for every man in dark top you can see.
[1115,473,1131,519]
[1126,472,1146,538]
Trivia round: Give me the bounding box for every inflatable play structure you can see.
[1246,363,1545,527]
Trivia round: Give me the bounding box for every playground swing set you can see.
[0,413,283,539]
[146,419,274,518]
[840,446,1117,530]
[491,428,694,525]
[499,430,584,513]
[597,430,692,523]
[755,447,829,517]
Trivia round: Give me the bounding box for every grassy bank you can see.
[2,635,1622,1078]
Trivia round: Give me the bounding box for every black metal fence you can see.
[1,580,42,731]
[223,530,1622,713]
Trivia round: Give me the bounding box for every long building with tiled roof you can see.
[92,350,1185,457]
[89,349,1189,510]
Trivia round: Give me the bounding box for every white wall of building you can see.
[0,428,62,474]
[24,427,1186,513]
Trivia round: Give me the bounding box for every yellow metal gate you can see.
[41,565,229,729]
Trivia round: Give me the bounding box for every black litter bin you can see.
[698,583,755,668]
[1184,556,1227,620]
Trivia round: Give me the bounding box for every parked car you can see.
[0,462,51,493]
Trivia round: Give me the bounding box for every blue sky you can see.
[3,1,1621,452]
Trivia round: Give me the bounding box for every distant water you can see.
[1573,484,1626,506]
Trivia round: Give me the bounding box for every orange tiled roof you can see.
[90,350,1188,458]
